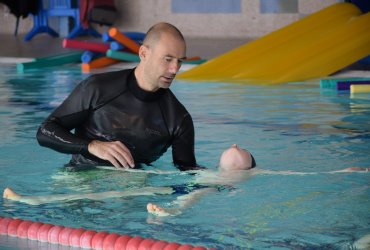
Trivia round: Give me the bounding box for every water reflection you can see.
[0,66,87,141]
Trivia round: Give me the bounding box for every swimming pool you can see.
[0,63,369,249]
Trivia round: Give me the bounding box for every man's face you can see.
[141,33,186,91]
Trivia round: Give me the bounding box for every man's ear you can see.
[138,45,149,61]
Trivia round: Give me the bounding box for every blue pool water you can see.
[0,64,369,249]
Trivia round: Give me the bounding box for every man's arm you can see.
[36,76,134,168]
[37,112,92,155]
[36,78,94,155]
[171,114,205,171]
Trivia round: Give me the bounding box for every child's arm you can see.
[254,167,369,175]
[3,186,174,205]
[147,187,216,217]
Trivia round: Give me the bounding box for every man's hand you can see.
[88,140,135,169]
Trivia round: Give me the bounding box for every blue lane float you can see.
[110,41,125,51]
[337,80,370,90]
[81,51,103,63]
[102,32,113,42]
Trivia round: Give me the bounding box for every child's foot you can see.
[147,203,173,217]
[344,167,368,172]
[3,188,21,201]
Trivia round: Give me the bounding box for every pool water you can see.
[0,64,369,249]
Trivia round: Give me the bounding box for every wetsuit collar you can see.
[128,69,165,102]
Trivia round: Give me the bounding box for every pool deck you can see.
[0,33,369,77]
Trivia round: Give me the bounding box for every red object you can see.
[163,242,181,250]
[0,217,12,235]
[69,228,86,247]
[126,236,144,250]
[16,220,33,238]
[48,225,64,244]
[150,240,169,250]
[80,229,97,248]
[114,234,132,250]
[63,38,110,53]
[59,227,74,245]
[91,231,109,249]
[102,232,120,250]
[138,238,156,250]
[177,244,194,250]
[7,218,23,236]
[79,0,116,28]
[37,223,53,242]
[0,217,214,250]
[27,222,43,240]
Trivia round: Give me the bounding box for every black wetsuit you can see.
[36,69,199,170]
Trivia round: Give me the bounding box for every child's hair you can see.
[251,154,256,168]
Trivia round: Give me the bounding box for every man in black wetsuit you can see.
[36,22,201,171]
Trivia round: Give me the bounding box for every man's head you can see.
[219,144,256,171]
[135,22,186,92]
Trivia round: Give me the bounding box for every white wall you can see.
[0,0,341,39]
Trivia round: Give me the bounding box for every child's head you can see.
[219,144,256,170]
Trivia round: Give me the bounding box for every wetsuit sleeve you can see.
[36,77,95,155]
[172,114,205,171]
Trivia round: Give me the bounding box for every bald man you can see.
[37,22,202,171]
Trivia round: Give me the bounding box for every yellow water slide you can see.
[177,3,370,84]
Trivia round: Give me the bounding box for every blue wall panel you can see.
[260,0,298,13]
[172,0,241,13]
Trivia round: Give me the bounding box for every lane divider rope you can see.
[0,217,215,250]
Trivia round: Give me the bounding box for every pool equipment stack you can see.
[320,78,370,91]
[61,28,145,71]
[106,49,140,62]
[108,28,141,54]
[63,39,111,53]
[16,52,83,72]
[0,217,215,250]
[350,84,370,93]
[16,26,205,72]
[81,57,119,72]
